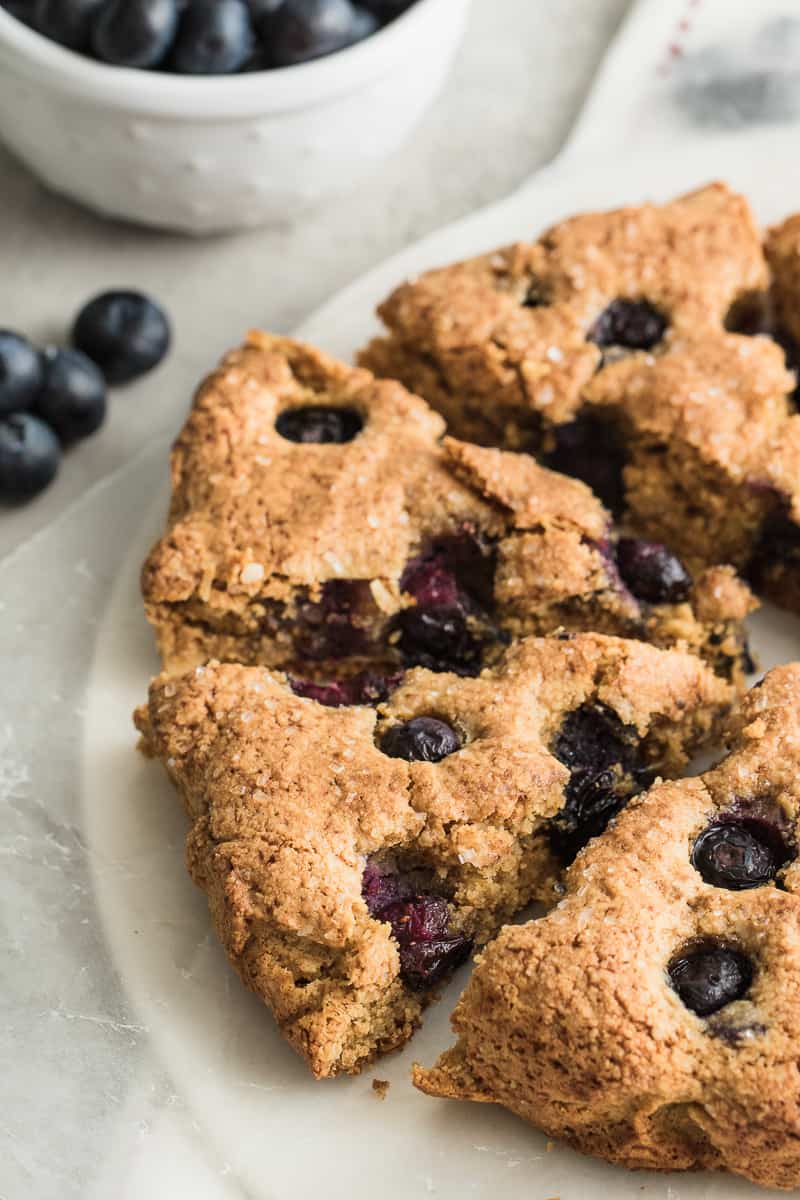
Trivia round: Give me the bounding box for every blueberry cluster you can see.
[1,0,416,74]
[0,290,169,502]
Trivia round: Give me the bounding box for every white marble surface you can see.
[0,0,629,558]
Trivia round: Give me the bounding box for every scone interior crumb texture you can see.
[415,665,800,1192]
[359,183,800,616]
[135,633,731,1079]
[141,331,756,689]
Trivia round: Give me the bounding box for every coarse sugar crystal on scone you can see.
[359,183,767,454]
[414,664,800,1192]
[135,632,733,1078]
[141,332,756,685]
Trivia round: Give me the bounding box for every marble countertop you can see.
[0,0,629,559]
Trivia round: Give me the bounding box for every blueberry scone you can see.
[359,183,766,456]
[141,332,755,683]
[135,633,731,1077]
[415,665,800,1191]
[360,186,800,614]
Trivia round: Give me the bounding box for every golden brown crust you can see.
[359,183,766,447]
[583,332,795,565]
[135,633,731,1078]
[361,185,800,614]
[142,333,754,684]
[415,666,800,1191]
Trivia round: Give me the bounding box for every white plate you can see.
[85,129,800,1199]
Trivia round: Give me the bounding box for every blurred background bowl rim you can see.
[0,0,454,117]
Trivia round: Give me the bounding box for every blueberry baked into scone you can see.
[359,185,800,614]
[415,665,800,1191]
[135,632,731,1078]
[141,332,755,684]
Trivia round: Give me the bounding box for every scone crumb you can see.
[372,1079,390,1100]
[743,717,767,739]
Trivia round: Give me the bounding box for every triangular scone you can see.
[415,665,800,1191]
[362,187,800,615]
[142,332,754,682]
[136,632,730,1078]
[360,183,766,448]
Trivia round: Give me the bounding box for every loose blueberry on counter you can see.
[72,290,171,384]
[35,348,107,442]
[541,414,628,517]
[692,806,792,890]
[35,0,104,50]
[588,299,668,351]
[615,537,692,605]
[261,0,377,68]
[548,703,643,864]
[380,716,461,762]
[669,943,753,1017]
[0,412,61,501]
[92,0,180,69]
[275,405,363,444]
[289,670,401,707]
[361,864,472,990]
[171,0,255,74]
[0,330,44,417]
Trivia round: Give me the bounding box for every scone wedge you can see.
[135,632,731,1078]
[415,665,800,1191]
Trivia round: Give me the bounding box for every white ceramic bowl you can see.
[0,0,469,234]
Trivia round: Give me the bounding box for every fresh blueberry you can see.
[72,290,171,384]
[549,703,644,864]
[289,670,402,707]
[275,405,363,444]
[35,348,107,443]
[2,1,39,27]
[247,0,284,20]
[615,537,692,605]
[35,0,104,50]
[171,0,255,74]
[360,0,414,20]
[588,299,668,351]
[92,0,179,68]
[380,716,461,762]
[361,865,472,990]
[541,414,628,517]
[0,412,61,501]
[262,0,377,68]
[0,331,44,417]
[668,943,753,1017]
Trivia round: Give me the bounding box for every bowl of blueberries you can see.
[0,0,468,233]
